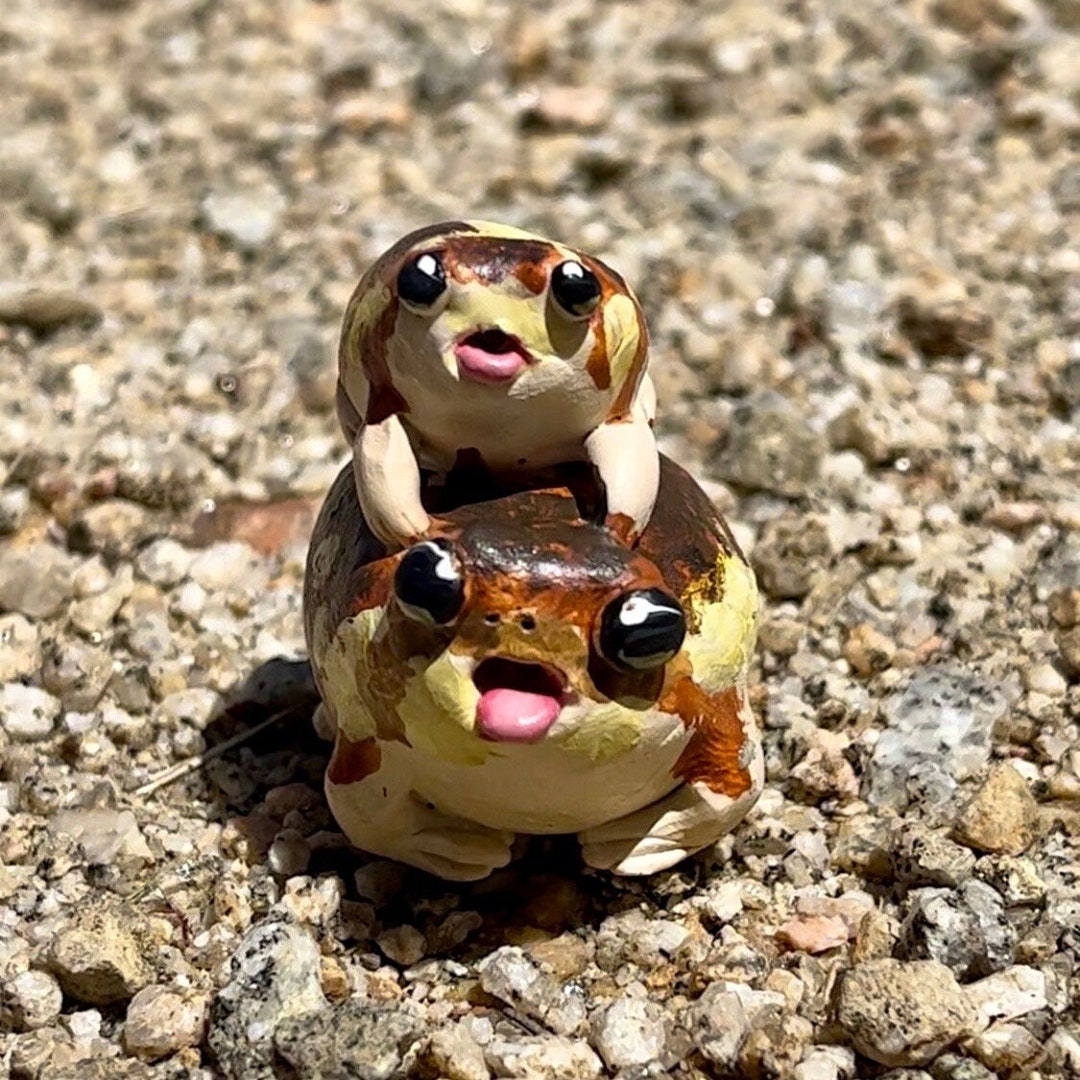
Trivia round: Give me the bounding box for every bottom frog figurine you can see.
[303,456,763,880]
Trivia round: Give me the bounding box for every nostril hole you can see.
[520,614,537,632]
[484,613,500,625]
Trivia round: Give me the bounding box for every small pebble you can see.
[0,970,63,1031]
[0,684,61,742]
[123,985,209,1060]
[953,763,1040,856]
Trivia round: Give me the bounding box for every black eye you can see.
[597,588,686,672]
[550,260,601,318]
[393,539,464,625]
[397,252,447,311]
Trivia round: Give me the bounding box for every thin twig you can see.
[133,709,292,797]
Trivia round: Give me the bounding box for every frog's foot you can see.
[312,701,337,742]
[578,780,757,876]
[397,801,516,881]
[326,742,513,881]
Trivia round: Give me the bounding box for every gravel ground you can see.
[1,0,1079,1077]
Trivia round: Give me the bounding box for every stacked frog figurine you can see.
[303,221,763,880]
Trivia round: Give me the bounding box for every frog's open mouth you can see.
[473,657,566,743]
[455,329,532,385]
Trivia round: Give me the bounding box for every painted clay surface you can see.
[336,220,659,549]
[304,455,763,880]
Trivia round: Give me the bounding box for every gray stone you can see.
[478,946,588,1036]
[751,513,832,600]
[376,925,427,967]
[152,687,220,730]
[48,808,152,865]
[209,920,326,1080]
[65,500,152,558]
[188,541,270,593]
[201,186,286,253]
[484,1035,603,1079]
[868,668,1006,813]
[273,998,427,1080]
[135,538,195,587]
[712,392,826,497]
[0,970,63,1031]
[414,1022,490,1080]
[686,984,749,1066]
[891,824,977,888]
[738,1010,815,1078]
[929,1054,997,1080]
[123,985,209,1061]
[0,487,29,535]
[898,881,1015,979]
[590,992,668,1070]
[40,639,113,712]
[0,544,76,618]
[26,172,80,231]
[836,959,976,1067]
[964,966,1047,1029]
[1045,1023,1080,1075]
[125,611,174,660]
[0,683,61,742]
[0,615,41,684]
[795,1046,857,1080]
[114,446,205,511]
[965,1021,1046,1074]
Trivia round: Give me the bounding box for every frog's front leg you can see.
[585,380,659,544]
[353,413,430,551]
[325,735,514,881]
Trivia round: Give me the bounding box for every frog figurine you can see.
[335,220,658,550]
[303,455,762,880]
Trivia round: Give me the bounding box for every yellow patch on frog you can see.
[398,654,490,766]
[347,279,394,349]
[682,556,759,692]
[603,293,644,390]
[680,552,730,636]
[548,702,642,762]
[321,608,385,743]
[443,285,550,353]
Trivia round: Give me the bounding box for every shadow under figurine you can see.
[303,455,763,881]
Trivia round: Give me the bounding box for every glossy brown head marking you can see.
[440,234,556,291]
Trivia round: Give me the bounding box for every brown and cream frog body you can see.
[336,220,658,550]
[304,457,762,880]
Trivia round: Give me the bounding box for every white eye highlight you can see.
[415,253,440,278]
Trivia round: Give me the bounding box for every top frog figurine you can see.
[335,220,658,550]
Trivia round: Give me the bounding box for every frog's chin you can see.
[473,657,566,743]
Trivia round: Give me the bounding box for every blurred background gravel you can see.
[0,0,1078,1077]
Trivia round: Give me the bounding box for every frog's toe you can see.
[312,702,337,741]
[580,835,692,876]
[410,824,515,881]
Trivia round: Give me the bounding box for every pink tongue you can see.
[455,342,526,383]
[476,688,561,743]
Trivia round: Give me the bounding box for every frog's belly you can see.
[404,710,691,834]
[401,380,609,473]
